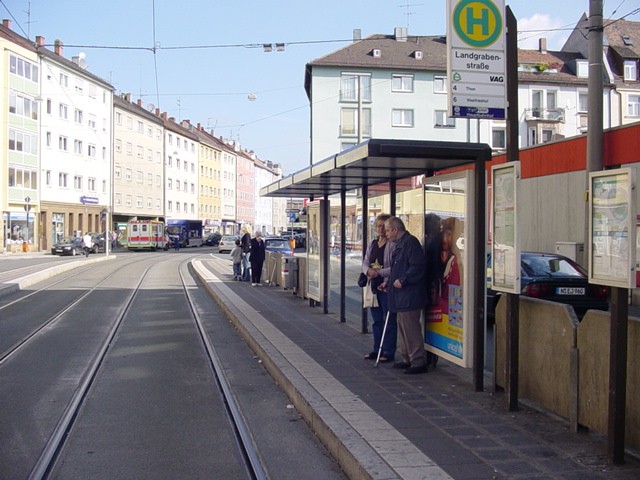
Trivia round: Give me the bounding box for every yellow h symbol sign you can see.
[465,6,489,36]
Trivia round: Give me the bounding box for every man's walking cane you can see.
[375,311,391,367]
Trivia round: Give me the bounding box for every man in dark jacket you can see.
[249,231,266,286]
[383,216,428,374]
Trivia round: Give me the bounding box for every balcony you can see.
[524,108,565,123]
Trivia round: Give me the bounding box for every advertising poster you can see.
[306,201,322,301]
[589,169,636,288]
[423,172,472,366]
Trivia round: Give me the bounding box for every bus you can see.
[127,220,167,250]
[166,219,203,248]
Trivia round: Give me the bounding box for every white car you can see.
[218,235,239,254]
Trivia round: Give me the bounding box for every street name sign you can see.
[447,0,506,119]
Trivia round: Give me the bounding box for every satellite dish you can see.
[147,103,156,112]
[77,52,87,69]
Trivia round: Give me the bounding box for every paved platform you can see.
[193,256,640,480]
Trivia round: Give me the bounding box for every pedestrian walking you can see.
[82,232,92,257]
[240,230,251,281]
[382,216,428,374]
[230,239,243,280]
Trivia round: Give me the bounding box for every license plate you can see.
[556,287,585,295]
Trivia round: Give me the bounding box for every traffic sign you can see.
[447,0,506,120]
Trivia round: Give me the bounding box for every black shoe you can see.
[392,361,410,369]
[378,355,394,363]
[364,352,376,360]
[404,365,428,375]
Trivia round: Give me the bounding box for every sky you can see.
[2,1,638,175]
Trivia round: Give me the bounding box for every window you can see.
[88,114,96,130]
[46,131,52,147]
[492,129,506,149]
[136,145,143,158]
[136,195,143,208]
[75,79,84,95]
[176,138,181,148]
[576,60,588,78]
[9,54,39,82]
[88,178,96,191]
[126,142,132,155]
[136,171,143,183]
[59,172,68,188]
[435,110,455,128]
[59,103,68,120]
[434,76,447,93]
[87,144,96,157]
[147,173,153,185]
[542,129,554,143]
[115,193,122,206]
[115,139,122,153]
[392,109,414,127]
[74,175,82,189]
[115,112,122,125]
[628,95,640,117]
[46,99,52,114]
[115,166,121,179]
[168,178,173,190]
[9,130,38,154]
[340,108,371,136]
[46,170,51,186]
[126,195,132,207]
[340,73,371,102]
[74,109,83,124]
[532,90,543,117]
[137,120,144,133]
[59,136,68,151]
[392,74,414,92]
[168,200,173,212]
[578,92,588,113]
[624,61,637,82]
[74,139,83,154]
[126,116,132,129]
[59,73,69,88]
[125,168,132,181]
[9,93,38,120]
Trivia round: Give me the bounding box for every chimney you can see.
[137,99,143,107]
[539,38,547,54]
[123,93,131,102]
[160,112,168,120]
[35,35,45,47]
[395,27,407,42]
[2,19,11,29]
[353,29,361,42]
[155,108,160,116]
[54,39,64,57]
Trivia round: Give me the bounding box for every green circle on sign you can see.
[453,0,503,48]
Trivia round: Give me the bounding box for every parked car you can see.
[87,232,106,253]
[218,235,239,254]
[51,236,84,256]
[487,251,609,319]
[264,237,294,256]
[205,232,222,246]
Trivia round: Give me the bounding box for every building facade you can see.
[112,94,165,238]
[38,40,113,250]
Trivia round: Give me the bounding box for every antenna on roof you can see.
[398,1,423,30]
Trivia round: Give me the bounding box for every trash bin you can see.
[22,241,29,252]
[282,256,298,290]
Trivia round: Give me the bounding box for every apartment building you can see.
[218,141,237,235]
[39,40,113,250]
[235,148,255,234]
[254,157,282,235]
[563,15,640,128]
[0,21,40,253]
[191,123,223,235]
[162,114,199,221]
[304,27,620,163]
[112,94,164,233]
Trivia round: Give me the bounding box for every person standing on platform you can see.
[383,216,428,374]
[249,231,266,286]
[230,239,243,281]
[362,213,396,363]
[240,230,252,281]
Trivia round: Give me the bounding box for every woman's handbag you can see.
[357,272,368,288]
[363,280,379,308]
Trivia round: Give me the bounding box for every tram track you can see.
[0,254,165,366]
[5,255,265,480]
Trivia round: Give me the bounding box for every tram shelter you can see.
[260,139,492,389]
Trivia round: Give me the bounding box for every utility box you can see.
[282,256,299,291]
[555,242,584,266]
